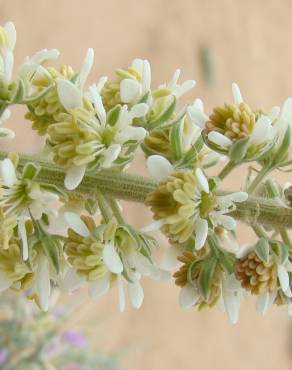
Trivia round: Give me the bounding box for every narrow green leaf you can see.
[228,136,250,163]
[271,240,289,264]
[170,118,184,160]
[273,125,291,165]
[107,105,121,126]
[255,238,270,263]
[198,256,217,300]
[147,96,176,130]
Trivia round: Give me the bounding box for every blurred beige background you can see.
[2,0,292,369]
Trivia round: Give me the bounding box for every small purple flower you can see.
[61,330,87,348]
[0,348,8,365]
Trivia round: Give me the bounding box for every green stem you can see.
[106,196,125,224]
[252,224,269,239]
[2,152,292,230]
[218,161,237,180]
[95,190,113,223]
[247,165,272,193]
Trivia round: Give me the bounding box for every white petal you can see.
[128,281,144,309]
[177,80,196,97]
[4,22,16,50]
[3,49,14,83]
[160,245,181,271]
[195,168,209,193]
[102,241,123,274]
[0,108,11,122]
[195,218,208,250]
[130,103,149,118]
[117,274,126,312]
[278,265,289,292]
[208,131,232,148]
[0,158,17,186]
[223,292,240,324]
[88,84,106,125]
[281,97,292,123]
[77,48,94,89]
[250,116,272,145]
[179,284,199,309]
[187,99,208,128]
[96,76,108,93]
[36,256,51,311]
[57,79,83,110]
[141,219,165,232]
[142,59,151,93]
[64,164,86,190]
[147,155,173,181]
[64,212,90,237]
[116,125,146,142]
[60,268,85,293]
[218,214,236,230]
[269,106,280,121]
[228,192,248,203]
[102,144,121,168]
[0,270,12,292]
[0,128,15,139]
[232,82,243,105]
[168,69,180,90]
[256,292,270,315]
[120,79,140,103]
[18,214,28,261]
[89,274,110,299]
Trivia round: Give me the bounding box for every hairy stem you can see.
[218,161,237,180]
[1,152,292,230]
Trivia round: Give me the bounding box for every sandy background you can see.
[1,0,292,369]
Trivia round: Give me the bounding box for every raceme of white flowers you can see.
[1,21,292,323]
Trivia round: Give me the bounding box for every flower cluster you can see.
[1,20,292,324]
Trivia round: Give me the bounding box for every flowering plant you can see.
[0,294,121,370]
[1,21,292,323]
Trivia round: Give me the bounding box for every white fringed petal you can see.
[117,273,126,312]
[277,265,289,292]
[89,274,110,299]
[88,84,106,125]
[208,131,232,148]
[57,79,83,110]
[232,82,243,105]
[64,164,86,190]
[128,281,144,309]
[102,144,121,168]
[77,48,94,89]
[142,59,151,93]
[179,284,199,309]
[160,245,182,271]
[141,219,165,232]
[218,214,236,230]
[102,241,123,274]
[0,158,17,187]
[281,97,292,123]
[187,98,208,128]
[4,21,16,50]
[195,218,208,250]
[195,168,209,193]
[256,292,270,315]
[35,256,51,312]
[130,103,149,118]
[64,212,90,237]
[61,268,86,293]
[120,78,140,103]
[147,155,173,182]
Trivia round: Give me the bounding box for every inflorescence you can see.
[0,21,292,322]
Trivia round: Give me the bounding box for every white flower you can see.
[57,81,147,190]
[0,108,14,139]
[187,98,208,129]
[206,83,279,158]
[120,58,151,104]
[145,155,247,248]
[0,158,59,260]
[220,273,241,324]
[158,69,196,98]
[0,22,16,84]
[62,213,158,311]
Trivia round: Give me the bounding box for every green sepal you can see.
[147,96,176,130]
[264,179,281,199]
[201,129,228,155]
[31,218,60,273]
[228,136,250,163]
[22,162,40,180]
[138,91,150,104]
[218,252,235,274]
[198,256,217,300]
[255,238,270,264]
[271,240,289,265]
[273,125,292,165]
[170,117,184,160]
[85,197,99,215]
[11,79,26,103]
[107,105,121,127]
